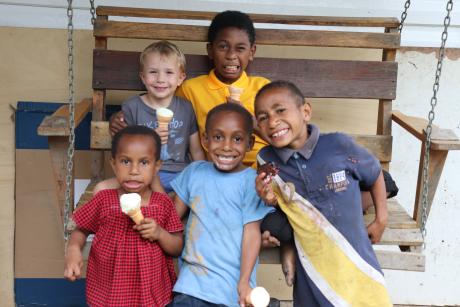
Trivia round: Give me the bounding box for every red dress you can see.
[72,189,183,307]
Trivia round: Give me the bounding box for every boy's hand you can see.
[255,172,277,205]
[261,230,280,248]
[237,281,252,307]
[109,111,127,135]
[154,126,169,144]
[134,218,163,242]
[367,218,387,244]
[64,246,83,281]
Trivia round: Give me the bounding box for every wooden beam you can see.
[259,248,425,271]
[37,98,92,136]
[392,110,460,150]
[97,6,399,27]
[94,20,400,49]
[93,50,398,99]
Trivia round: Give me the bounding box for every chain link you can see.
[64,0,76,240]
[398,0,411,33]
[89,0,96,25]
[420,0,453,248]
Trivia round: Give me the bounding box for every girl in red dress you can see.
[64,126,183,307]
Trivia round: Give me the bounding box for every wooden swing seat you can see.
[38,6,460,272]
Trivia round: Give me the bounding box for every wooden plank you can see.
[37,98,92,136]
[413,146,448,226]
[392,110,460,150]
[93,50,398,99]
[94,20,400,49]
[259,248,424,271]
[97,6,399,27]
[91,121,111,149]
[377,228,423,246]
[351,134,392,162]
[365,199,418,229]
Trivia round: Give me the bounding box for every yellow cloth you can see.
[176,70,269,166]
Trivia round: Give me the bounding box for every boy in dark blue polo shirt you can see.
[254,80,392,306]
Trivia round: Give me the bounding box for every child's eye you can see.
[233,136,243,143]
[257,114,267,122]
[276,108,286,114]
[217,43,228,50]
[166,70,174,75]
[149,70,157,74]
[121,158,130,165]
[213,135,223,141]
[140,159,149,166]
[237,46,246,52]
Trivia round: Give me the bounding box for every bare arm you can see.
[188,132,206,161]
[238,220,262,306]
[173,194,189,219]
[64,228,88,281]
[367,171,388,243]
[135,219,183,257]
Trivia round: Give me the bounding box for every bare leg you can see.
[281,242,296,287]
[93,177,119,195]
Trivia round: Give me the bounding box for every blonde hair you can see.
[139,40,186,73]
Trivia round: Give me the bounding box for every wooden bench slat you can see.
[90,120,392,164]
[365,199,417,229]
[259,248,424,271]
[97,6,400,28]
[93,50,398,99]
[94,20,400,49]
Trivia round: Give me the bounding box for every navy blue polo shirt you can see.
[258,124,383,306]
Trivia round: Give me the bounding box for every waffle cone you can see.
[229,86,243,101]
[157,115,172,130]
[127,208,144,225]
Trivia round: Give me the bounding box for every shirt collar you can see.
[207,69,249,90]
[273,124,320,163]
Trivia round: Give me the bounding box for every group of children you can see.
[64,9,395,307]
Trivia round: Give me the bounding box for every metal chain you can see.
[64,0,76,240]
[89,0,96,25]
[420,0,453,248]
[398,0,411,33]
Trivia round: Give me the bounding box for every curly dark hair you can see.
[208,10,256,45]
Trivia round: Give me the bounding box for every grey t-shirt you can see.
[121,95,198,172]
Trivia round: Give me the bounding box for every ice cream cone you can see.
[245,287,270,307]
[156,107,174,130]
[127,208,144,225]
[120,193,144,225]
[229,85,243,101]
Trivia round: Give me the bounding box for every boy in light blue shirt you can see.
[170,103,273,307]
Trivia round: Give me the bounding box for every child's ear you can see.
[154,159,162,173]
[247,134,255,151]
[139,71,146,84]
[302,100,312,122]
[178,71,186,86]
[110,157,116,172]
[249,44,256,62]
[200,132,209,151]
[206,43,214,60]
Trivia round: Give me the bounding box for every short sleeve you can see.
[345,135,381,190]
[72,191,106,233]
[188,105,198,136]
[170,162,195,206]
[241,171,275,225]
[121,100,135,125]
[158,193,183,233]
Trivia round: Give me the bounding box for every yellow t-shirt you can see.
[176,70,270,166]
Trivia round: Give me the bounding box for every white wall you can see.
[2,1,460,305]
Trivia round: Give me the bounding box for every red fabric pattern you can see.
[72,189,183,307]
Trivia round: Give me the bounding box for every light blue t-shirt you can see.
[170,161,273,307]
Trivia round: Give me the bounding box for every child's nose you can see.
[130,163,140,174]
[225,48,237,59]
